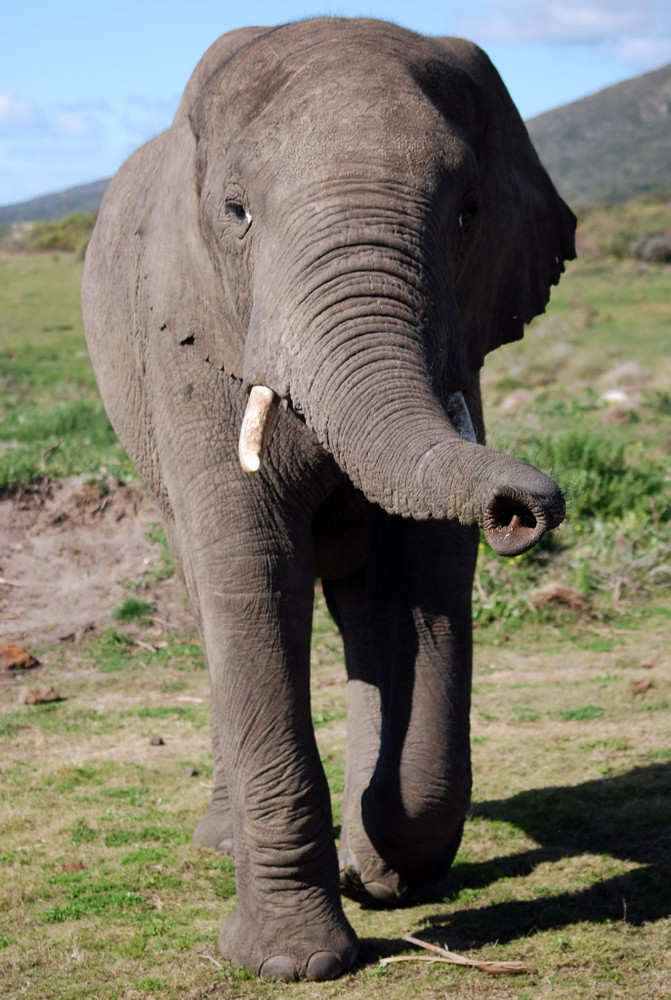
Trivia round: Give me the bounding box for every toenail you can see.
[259,956,298,982]
[306,951,344,981]
[364,879,400,903]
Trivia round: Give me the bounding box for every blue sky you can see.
[2,0,670,205]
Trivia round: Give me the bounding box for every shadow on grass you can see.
[427,762,671,948]
[361,763,671,960]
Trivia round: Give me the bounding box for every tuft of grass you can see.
[89,628,135,672]
[111,598,156,623]
[560,705,605,722]
[520,430,670,523]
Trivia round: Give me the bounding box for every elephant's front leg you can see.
[189,497,358,980]
[325,517,478,905]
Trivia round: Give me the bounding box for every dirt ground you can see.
[0,477,192,655]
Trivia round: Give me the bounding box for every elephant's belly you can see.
[312,482,374,581]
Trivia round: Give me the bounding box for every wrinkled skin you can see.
[82,18,575,982]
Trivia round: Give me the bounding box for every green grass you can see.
[110,598,156,623]
[0,253,132,488]
[2,590,669,1000]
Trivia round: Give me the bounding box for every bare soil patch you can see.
[0,477,191,652]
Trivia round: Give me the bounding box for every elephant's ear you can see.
[139,27,271,379]
[434,37,576,355]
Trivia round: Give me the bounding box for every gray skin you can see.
[82,18,575,983]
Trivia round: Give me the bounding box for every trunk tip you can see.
[483,485,565,557]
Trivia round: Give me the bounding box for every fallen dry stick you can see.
[378,933,532,977]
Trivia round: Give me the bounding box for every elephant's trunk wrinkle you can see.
[295,262,426,314]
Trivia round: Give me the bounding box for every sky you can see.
[2,0,671,206]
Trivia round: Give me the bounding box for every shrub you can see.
[23,213,97,255]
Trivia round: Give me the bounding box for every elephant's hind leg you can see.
[325,517,477,906]
[192,716,235,855]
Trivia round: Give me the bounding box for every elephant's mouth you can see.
[237,382,564,557]
[238,385,477,471]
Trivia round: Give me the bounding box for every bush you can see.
[473,428,671,628]
[522,431,671,523]
[23,212,97,255]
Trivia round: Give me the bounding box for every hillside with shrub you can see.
[527,62,671,206]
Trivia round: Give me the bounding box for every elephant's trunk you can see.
[241,375,563,557]
[317,376,563,556]
[302,308,563,554]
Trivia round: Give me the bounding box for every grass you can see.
[111,598,157,623]
[0,253,132,489]
[1,205,671,998]
[1,603,670,999]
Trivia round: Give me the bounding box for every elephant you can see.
[81,17,575,982]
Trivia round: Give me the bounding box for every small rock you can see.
[499,388,535,415]
[632,234,671,263]
[1,643,39,671]
[150,736,165,746]
[600,389,630,406]
[18,685,62,705]
[528,583,593,615]
[631,679,654,696]
[182,767,200,777]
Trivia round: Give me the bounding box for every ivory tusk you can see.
[238,385,281,473]
[445,391,477,443]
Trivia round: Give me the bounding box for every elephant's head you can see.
[146,19,575,556]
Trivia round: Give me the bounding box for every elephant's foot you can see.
[339,817,464,907]
[219,906,359,982]
[192,802,235,855]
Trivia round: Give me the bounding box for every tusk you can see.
[445,392,477,443]
[238,385,281,473]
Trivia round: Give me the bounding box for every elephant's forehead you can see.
[228,72,472,190]
[213,20,478,182]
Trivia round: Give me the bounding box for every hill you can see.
[0,178,108,225]
[527,62,671,206]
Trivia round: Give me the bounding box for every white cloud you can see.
[0,91,39,127]
[606,34,671,67]
[53,109,90,138]
[0,90,177,202]
[454,0,671,67]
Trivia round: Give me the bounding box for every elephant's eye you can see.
[225,198,252,236]
[458,193,478,239]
